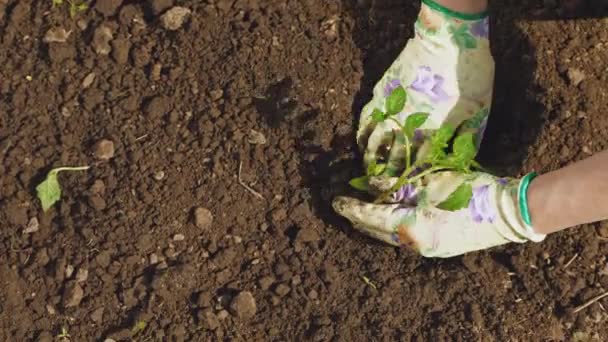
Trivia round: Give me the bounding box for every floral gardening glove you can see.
[358,0,494,175]
[333,172,546,258]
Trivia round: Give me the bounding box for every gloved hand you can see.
[358,0,494,174]
[333,171,545,258]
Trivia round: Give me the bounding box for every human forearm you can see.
[529,150,608,234]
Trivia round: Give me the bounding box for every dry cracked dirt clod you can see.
[95,0,123,17]
[43,27,71,43]
[94,139,115,160]
[194,207,213,230]
[92,25,113,55]
[161,7,192,31]
[229,291,257,319]
[62,281,84,308]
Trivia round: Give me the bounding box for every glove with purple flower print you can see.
[333,171,546,258]
[334,1,547,257]
[358,0,494,174]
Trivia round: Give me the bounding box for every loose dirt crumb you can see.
[229,291,256,319]
[160,7,192,31]
[567,68,585,86]
[194,207,213,230]
[62,281,84,308]
[95,0,123,17]
[92,25,113,55]
[43,27,71,43]
[93,139,115,160]
[149,0,174,15]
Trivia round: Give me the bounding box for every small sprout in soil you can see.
[351,85,481,210]
[52,0,88,17]
[362,276,377,290]
[57,327,71,341]
[131,320,147,335]
[36,166,90,212]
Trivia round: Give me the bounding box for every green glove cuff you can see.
[421,0,489,20]
[518,172,538,227]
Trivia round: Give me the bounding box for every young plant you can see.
[131,320,147,335]
[52,0,88,17]
[57,327,71,341]
[36,166,90,212]
[351,85,481,211]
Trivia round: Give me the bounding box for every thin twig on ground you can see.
[238,161,265,200]
[563,253,579,268]
[572,291,608,314]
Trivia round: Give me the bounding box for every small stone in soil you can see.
[173,233,185,241]
[150,0,174,15]
[62,281,84,307]
[210,89,223,100]
[81,72,96,89]
[308,289,318,300]
[92,25,113,55]
[65,264,75,278]
[202,310,220,330]
[43,27,71,43]
[296,227,320,243]
[217,309,229,320]
[567,68,585,86]
[91,180,106,194]
[274,283,291,297]
[90,307,104,323]
[144,95,172,118]
[247,129,267,145]
[111,38,130,64]
[94,139,115,160]
[23,217,39,234]
[153,170,165,180]
[46,304,56,315]
[150,63,162,80]
[76,268,89,283]
[194,207,213,230]
[196,291,213,308]
[161,7,192,30]
[95,0,123,16]
[258,276,275,291]
[229,291,257,319]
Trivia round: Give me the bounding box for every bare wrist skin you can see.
[528,150,608,234]
[434,0,489,14]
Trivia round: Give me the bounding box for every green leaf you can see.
[452,133,477,163]
[372,163,386,176]
[432,124,455,147]
[349,176,370,191]
[424,124,455,163]
[36,171,62,212]
[366,161,386,176]
[69,1,88,17]
[437,183,473,211]
[385,86,407,116]
[404,113,429,138]
[52,0,64,6]
[36,166,90,212]
[371,109,386,123]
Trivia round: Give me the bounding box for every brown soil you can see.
[2,0,608,341]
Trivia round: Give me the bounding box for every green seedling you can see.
[362,276,377,290]
[132,320,147,335]
[57,327,71,341]
[36,166,90,212]
[351,85,481,211]
[52,0,88,17]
